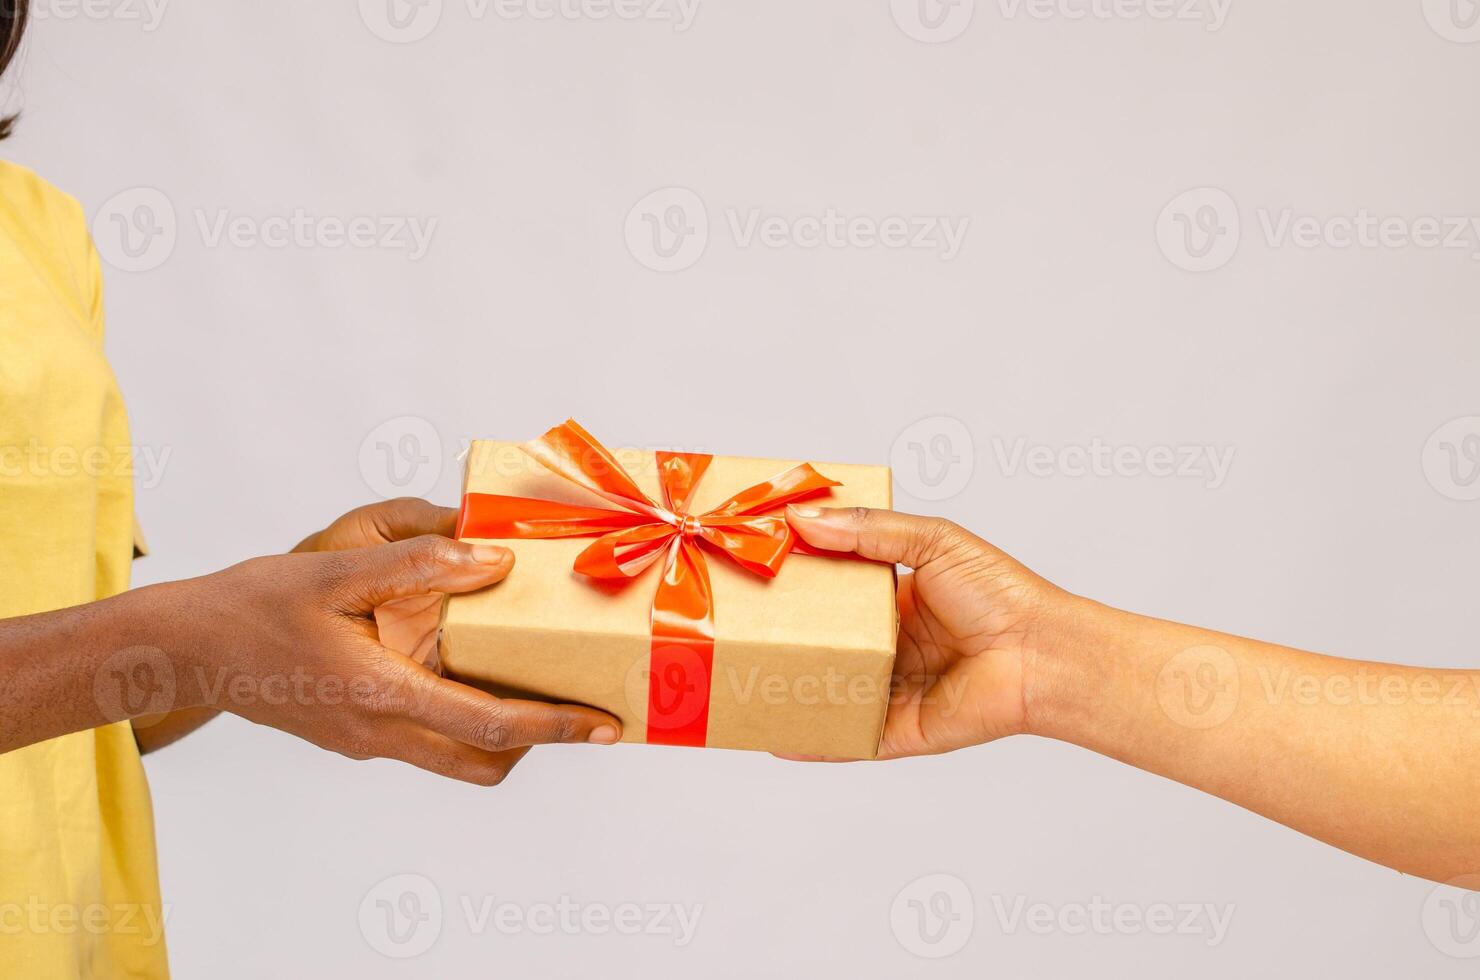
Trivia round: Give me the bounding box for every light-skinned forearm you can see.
[1029,598,1480,883]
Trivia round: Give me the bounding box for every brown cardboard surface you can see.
[441,440,897,758]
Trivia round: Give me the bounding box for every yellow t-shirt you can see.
[0,160,170,977]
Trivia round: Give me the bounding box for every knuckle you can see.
[470,713,512,750]
[380,498,426,531]
[340,729,379,760]
[399,535,454,588]
[359,667,413,716]
[475,765,510,788]
[395,497,437,521]
[317,550,357,586]
[911,520,958,564]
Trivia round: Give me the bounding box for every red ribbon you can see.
[455,420,842,747]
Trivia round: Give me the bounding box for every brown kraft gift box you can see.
[440,438,898,758]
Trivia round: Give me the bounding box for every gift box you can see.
[439,421,898,758]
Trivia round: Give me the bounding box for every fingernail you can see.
[788,505,823,519]
[588,725,620,745]
[471,544,512,565]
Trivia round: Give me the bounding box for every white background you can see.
[7,0,1480,975]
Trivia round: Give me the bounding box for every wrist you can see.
[1020,590,1131,742]
[130,575,233,712]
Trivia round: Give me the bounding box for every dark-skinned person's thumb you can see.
[335,534,513,614]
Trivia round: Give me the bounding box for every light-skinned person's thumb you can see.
[786,506,968,570]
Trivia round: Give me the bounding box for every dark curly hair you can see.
[1,0,28,140]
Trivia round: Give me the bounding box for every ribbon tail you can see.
[646,536,715,747]
[705,462,841,517]
[456,493,651,539]
[573,524,676,580]
[521,420,667,520]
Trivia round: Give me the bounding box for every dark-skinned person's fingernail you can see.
[588,725,620,745]
[471,544,512,565]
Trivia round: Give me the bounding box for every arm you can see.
[132,498,461,753]
[784,505,1480,885]
[3,530,622,784]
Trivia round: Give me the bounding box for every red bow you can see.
[455,420,841,746]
